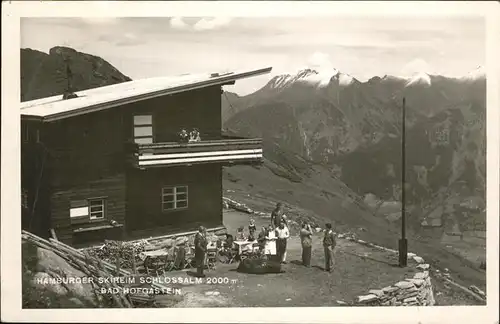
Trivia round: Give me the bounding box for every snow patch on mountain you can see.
[406,72,432,87]
[269,68,357,89]
[338,73,355,86]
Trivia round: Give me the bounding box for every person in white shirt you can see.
[264,225,277,258]
[275,221,290,264]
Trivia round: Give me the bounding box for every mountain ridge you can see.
[223,63,486,233]
[250,66,486,93]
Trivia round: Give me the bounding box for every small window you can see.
[70,198,106,221]
[89,199,105,220]
[134,115,153,144]
[162,186,188,211]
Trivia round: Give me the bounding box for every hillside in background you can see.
[21,47,486,292]
[21,47,131,102]
[223,67,486,235]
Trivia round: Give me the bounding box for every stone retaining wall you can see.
[356,268,435,306]
[344,232,436,307]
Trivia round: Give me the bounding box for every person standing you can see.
[270,203,284,228]
[275,221,290,264]
[300,222,313,267]
[248,219,257,241]
[264,224,277,260]
[323,223,337,273]
[194,226,208,277]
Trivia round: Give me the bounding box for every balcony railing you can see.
[130,138,263,168]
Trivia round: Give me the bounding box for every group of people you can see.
[255,202,337,272]
[192,202,338,278]
[300,220,337,272]
[178,128,201,143]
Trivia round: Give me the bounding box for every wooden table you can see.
[234,240,258,255]
[139,249,172,274]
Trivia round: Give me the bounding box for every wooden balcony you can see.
[130,138,263,168]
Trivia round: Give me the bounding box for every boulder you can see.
[413,256,425,264]
[36,248,87,278]
[413,271,429,280]
[368,289,384,297]
[357,294,379,303]
[31,272,68,295]
[395,281,415,289]
[405,278,425,287]
[382,286,399,294]
[469,285,486,297]
[35,248,98,305]
[416,263,430,270]
[68,297,86,307]
[403,296,418,303]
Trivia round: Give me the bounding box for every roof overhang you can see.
[21,66,272,122]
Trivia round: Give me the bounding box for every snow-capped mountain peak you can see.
[406,72,432,87]
[268,67,357,89]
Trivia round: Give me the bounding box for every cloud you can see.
[306,51,334,71]
[170,17,189,30]
[80,18,120,25]
[169,17,232,31]
[193,17,232,31]
[400,58,433,76]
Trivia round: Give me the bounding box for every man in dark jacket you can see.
[323,223,336,273]
[194,226,208,277]
[270,203,284,228]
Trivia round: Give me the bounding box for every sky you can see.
[21,16,485,95]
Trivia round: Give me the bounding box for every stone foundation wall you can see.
[356,265,435,306]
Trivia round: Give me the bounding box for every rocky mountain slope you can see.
[21,47,131,101]
[223,67,486,232]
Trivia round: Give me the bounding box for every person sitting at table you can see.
[236,226,246,241]
[219,234,235,262]
[225,234,234,248]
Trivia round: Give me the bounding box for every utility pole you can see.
[399,97,408,267]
